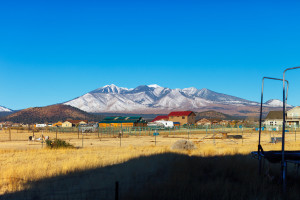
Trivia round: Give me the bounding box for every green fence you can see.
[43,125,265,137]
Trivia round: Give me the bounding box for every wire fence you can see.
[1,125,300,146]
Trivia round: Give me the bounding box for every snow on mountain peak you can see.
[103,84,119,90]
[103,84,116,87]
[197,88,212,96]
[91,84,129,94]
[265,99,292,107]
[200,88,209,92]
[0,106,12,112]
[65,84,289,114]
[182,87,198,96]
[148,84,161,88]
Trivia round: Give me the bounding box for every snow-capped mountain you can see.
[264,99,292,108]
[64,84,290,115]
[0,106,12,112]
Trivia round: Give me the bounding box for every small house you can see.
[286,106,300,126]
[62,120,88,127]
[168,111,196,125]
[196,118,212,126]
[219,120,229,126]
[264,111,283,126]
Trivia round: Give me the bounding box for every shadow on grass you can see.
[2,153,300,200]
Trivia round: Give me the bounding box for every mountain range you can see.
[64,84,290,116]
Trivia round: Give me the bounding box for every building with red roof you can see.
[168,111,196,125]
[151,115,169,122]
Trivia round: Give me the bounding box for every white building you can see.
[35,124,47,128]
[286,106,300,126]
[148,121,174,128]
[264,106,300,127]
[155,121,174,128]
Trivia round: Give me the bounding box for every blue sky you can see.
[1,0,300,110]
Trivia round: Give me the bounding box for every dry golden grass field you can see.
[1,128,300,199]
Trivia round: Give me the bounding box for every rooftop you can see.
[265,111,284,120]
[168,111,195,117]
[151,115,169,122]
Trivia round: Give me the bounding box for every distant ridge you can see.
[0,105,12,112]
[195,110,235,120]
[0,105,14,118]
[1,104,103,124]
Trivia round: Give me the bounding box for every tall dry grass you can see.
[0,145,170,194]
[0,139,296,195]
[3,151,300,200]
[1,128,300,198]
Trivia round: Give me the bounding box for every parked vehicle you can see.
[79,123,98,133]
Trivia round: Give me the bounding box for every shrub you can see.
[46,139,74,149]
[171,140,196,150]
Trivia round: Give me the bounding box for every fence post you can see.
[100,127,102,141]
[82,129,84,148]
[213,128,215,145]
[9,127,11,141]
[115,181,119,200]
[119,131,122,147]
[242,128,243,144]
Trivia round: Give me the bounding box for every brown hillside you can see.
[1,104,103,124]
[195,110,233,120]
